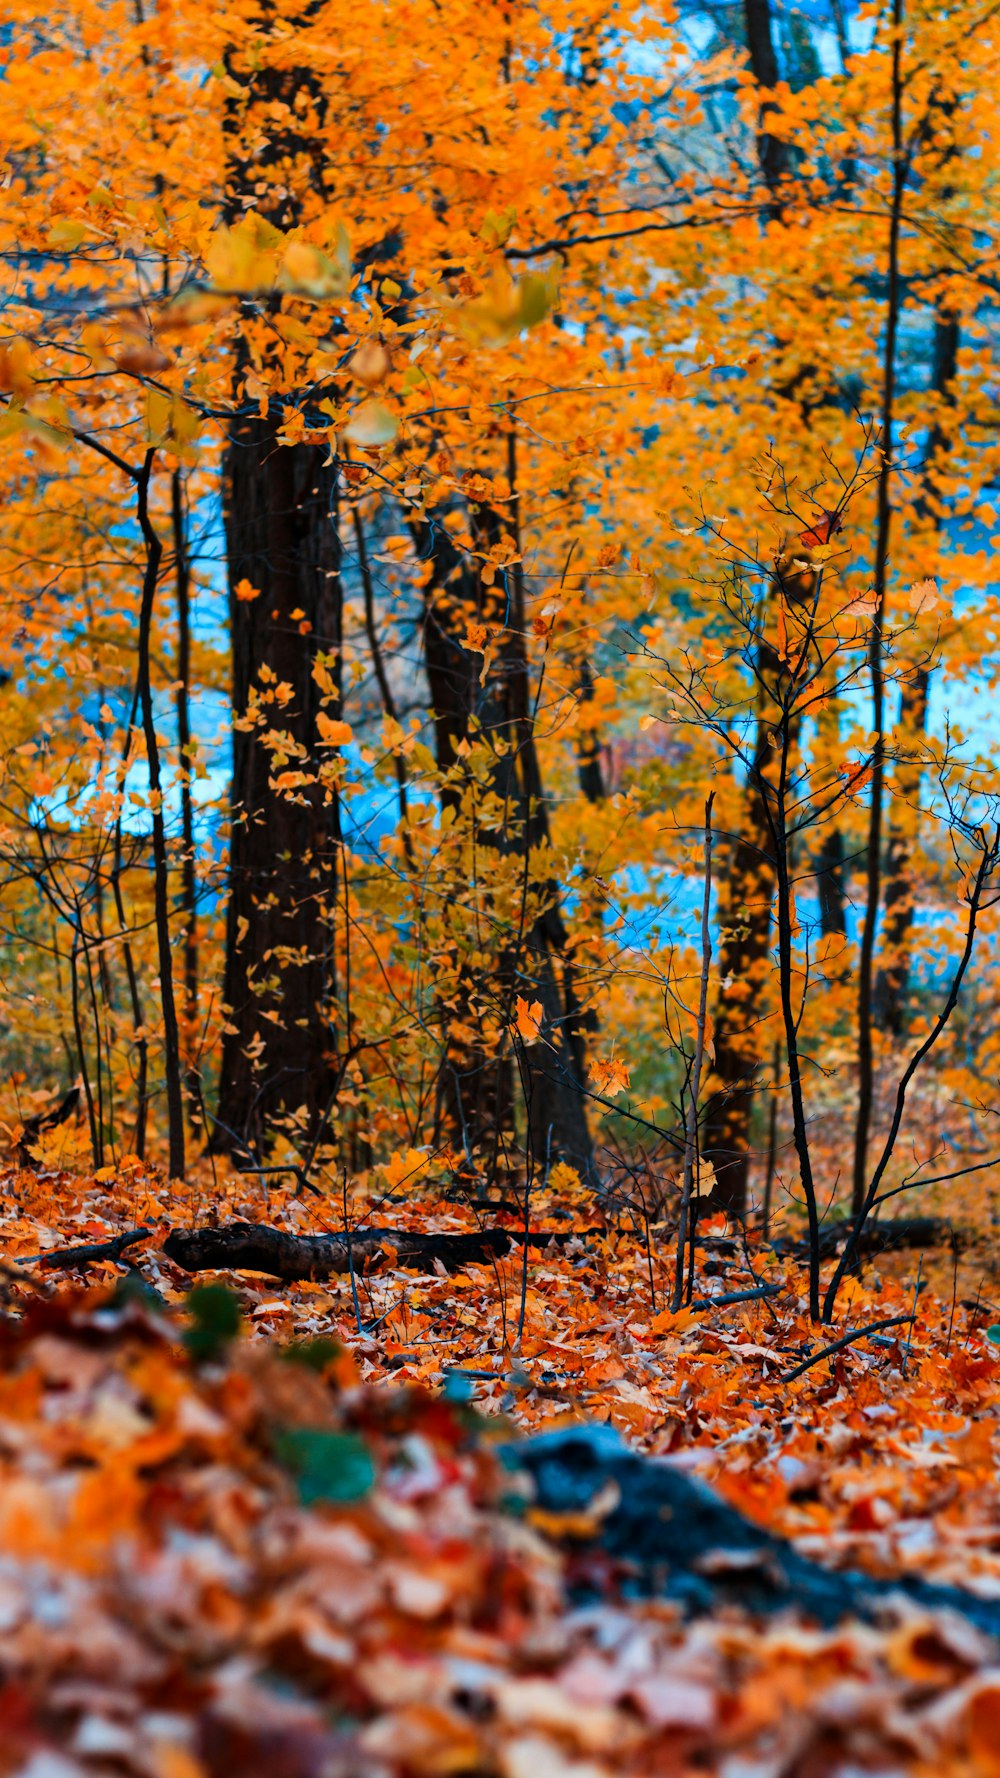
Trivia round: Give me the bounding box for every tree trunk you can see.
[213,12,343,1156]
[874,313,960,1034]
[743,0,789,200]
[702,0,789,1219]
[214,426,342,1154]
[816,826,848,938]
[701,712,776,1217]
[417,484,594,1179]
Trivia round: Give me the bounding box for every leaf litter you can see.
[2,1161,1000,1774]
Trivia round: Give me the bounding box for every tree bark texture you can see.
[417,489,594,1179]
[214,9,344,1154]
[215,428,342,1153]
[874,313,960,1034]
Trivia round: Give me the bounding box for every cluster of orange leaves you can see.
[1,1163,1000,1773]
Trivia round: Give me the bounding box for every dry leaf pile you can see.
[2,1163,1000,1775]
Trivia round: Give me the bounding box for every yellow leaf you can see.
[205,214,284,294]
[454,267,558,347]
[47,217,89,250]
[317,714,352,746]
[278,235,352,300]
[343,399,398,447]
[382,1147,431,1190]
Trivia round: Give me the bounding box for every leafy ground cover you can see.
[3,1163,1000,1775]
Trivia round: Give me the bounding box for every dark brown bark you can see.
[418,513,516,1156]
[162,1219,598,1279]
[576,657,607,805]
[214,426,342,1154]
[701,715,776,1218]
[702,0,790,1220]
[851,0,904,1219]
[874,313,960,1034]
[777,1212,955,1262]
[703,541,826,1226]
[213,12,344,1156]
[743,0,789,200]
[136,452,186,1179]
[816,826,848,937]
[417,488,593,1179]
[172,469,200,1107]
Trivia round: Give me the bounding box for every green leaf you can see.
[272,1427,375,1505]
[108,1272,164,1314]
[986,1325,1000,1344]
[183,1284,242,1362]
[281,1336,343,1373]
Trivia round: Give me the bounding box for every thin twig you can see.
[689,1282,781,1311]
[35,1226,153,1269]
[342,1171,364,1336]
[781,1313,913,1382]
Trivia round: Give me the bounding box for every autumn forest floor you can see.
[3,1155,1000,1777]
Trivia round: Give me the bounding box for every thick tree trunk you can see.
[213,9,344,1156]
[417,493,594,1179]
[214,428,342,1153]
[743,0,789,199]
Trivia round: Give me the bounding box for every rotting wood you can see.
[162,1220,603,1279]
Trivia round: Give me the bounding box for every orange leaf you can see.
[514,996,543,1042]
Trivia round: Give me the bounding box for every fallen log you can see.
[513,1424,1000,1637]
[773,1215,957,1262]
[39,1226,153,1269]
[163,1220,602,1279]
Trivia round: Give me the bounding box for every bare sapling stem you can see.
[853,0,905,1217]
[136,450,186,1180]
[825,822,999,1321]
[673,792,714,1311]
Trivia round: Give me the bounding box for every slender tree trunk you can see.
[417,514,516,1157]
[816,827,848,937]
[702,0,789,1219]
[852,0,905,1218]
[136,451,185,1178]
[743,0,789,202]
[874,311,960,1033]
[673,794,713,1310]
[171,469,200,1109]
[702,708,776,1216]
[576,657,607,805]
